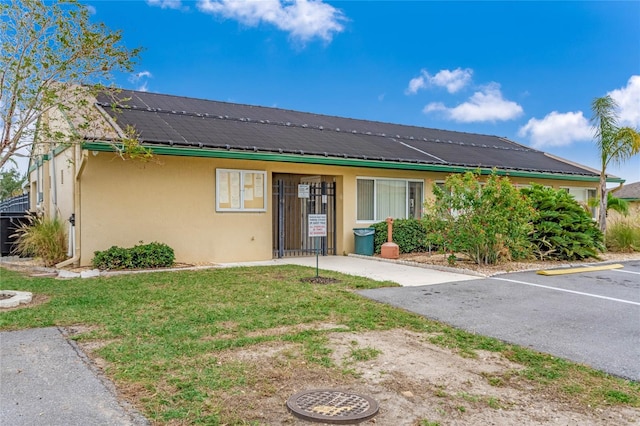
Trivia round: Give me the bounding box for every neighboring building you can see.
[610,182,640,220]
[610,182,640,204]
[28,89,621,267]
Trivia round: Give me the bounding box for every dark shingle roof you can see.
[95,90,598,177]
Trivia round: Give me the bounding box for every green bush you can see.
[422,172,534,265]
[371,218,432,254]
[12,214,67,267]
[93,241,175,270]
[521,184,604,260]
[606,216,640,252]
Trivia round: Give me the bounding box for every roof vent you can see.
[381,133,386,137]
[299,150,304,155]
[182,111,187,114]
[324,152,328,157]
[352,130,357,134]
[336,128,340,132]
[198,142,203,148]
[409,136,414,140]
[171,110,176,114]
[224,115,229,119]
[225,144,230,150]
[260,120,265,124]
[319,126,324,130]
[302,124,308,128]
[218,115,223,119]
[253,146,258,152]
[266,120,270,123]
[205,113,209,117]
[395,135,400,138]
[435,139,440,142]
[286,122,291,126]
[366,131,372,135]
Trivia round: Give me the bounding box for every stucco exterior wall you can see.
[75,151,600,266]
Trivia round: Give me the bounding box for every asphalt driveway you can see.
[359,260,640,380]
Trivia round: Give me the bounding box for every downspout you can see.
[49,149,58,219]
[55,148,86,269]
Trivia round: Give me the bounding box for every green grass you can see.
[1,265,638,424]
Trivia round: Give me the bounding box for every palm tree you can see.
[590,95,640,233]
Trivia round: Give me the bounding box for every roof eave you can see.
[82,141,617,183]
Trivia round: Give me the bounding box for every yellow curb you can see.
[537,263,624,276]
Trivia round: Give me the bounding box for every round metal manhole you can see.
[286,389,379,424]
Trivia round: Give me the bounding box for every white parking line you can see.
[613,269,640,275]
[492,277,640,306]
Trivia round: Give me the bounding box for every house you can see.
[609,181,640,218]
[28,88,621,267]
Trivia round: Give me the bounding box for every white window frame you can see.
[216,169,267,212]
[356,177,424,222]
[560,186,597,219]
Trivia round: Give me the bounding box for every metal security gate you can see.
[272,178,336,258]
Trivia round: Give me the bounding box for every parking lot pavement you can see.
[359,260,640,380]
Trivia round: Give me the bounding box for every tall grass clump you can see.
[12,214,67,266]
[606,214,640,252]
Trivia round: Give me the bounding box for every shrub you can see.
[93,241,175,269]
[606,216,640,252]
[521,184,604,260]
[12,214,67,267]
[371,218,432,254]
[422,172,534,265]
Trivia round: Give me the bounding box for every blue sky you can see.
[86,0,639,185]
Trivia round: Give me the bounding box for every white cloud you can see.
[406,75,427,95]
[406,68,473,95]
[518,111,592,148]
[129,71,153,92]
[196,0,346,42]
[147,0,184,10]
[607,75,640,128]
[423,83,523,123]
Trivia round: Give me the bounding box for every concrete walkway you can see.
[0,327,148,426]
[220,254,479,286]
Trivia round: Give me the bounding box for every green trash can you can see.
[353,228,375,256]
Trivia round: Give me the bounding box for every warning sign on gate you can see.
[308,214,327,237]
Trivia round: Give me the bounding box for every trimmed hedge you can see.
[371,218,432,254]
[92,241,175,270]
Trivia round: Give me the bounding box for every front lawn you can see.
[1,266,638,424]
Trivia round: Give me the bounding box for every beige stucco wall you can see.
[74,151,601,266]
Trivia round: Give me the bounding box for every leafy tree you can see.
[423,172,534,265]
[521,184,604,260]
[1,0,143,169]
[0,168,25,200]
[590,95,640,233]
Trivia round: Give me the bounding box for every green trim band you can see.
[82,141,623,183]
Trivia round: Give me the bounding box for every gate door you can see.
[272,179,336,258]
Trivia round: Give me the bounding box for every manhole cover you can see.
[286,389,379,424]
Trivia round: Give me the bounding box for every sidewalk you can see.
[0,327,148,426]
[220,254,480,286]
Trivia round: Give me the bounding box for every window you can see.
[560,186,597,218]
[357,178,423,221]
[216,169,266,212]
